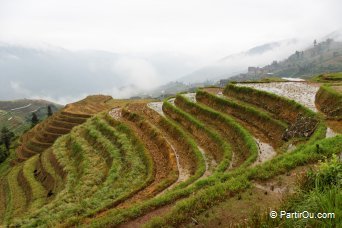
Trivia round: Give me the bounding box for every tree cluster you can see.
[0,127,14,163]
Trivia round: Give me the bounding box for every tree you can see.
[314,39,317,46]
[47,105,53,117]
[31,112,39,127]
[1,127,14,152]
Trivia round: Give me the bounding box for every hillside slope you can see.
[179,39,304,84]
[13,95,112,164]
[226,40,342,83]
[0,99,62,135]
[0,80,340,227]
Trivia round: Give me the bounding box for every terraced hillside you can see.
[14,95,112,163]
[0,81,341,227]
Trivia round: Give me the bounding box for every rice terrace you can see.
[0,72,341,227]
[1,1,342,227]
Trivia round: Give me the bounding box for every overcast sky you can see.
[0,0,342,104]
[1,0,341,61]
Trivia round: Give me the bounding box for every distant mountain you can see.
[0,44,122,103]
[245,42,282,55]
[222,39,342,84]
[0,44,201,103]
[0,99,62,135]
[178,39,305,83]
[179,30,342,84]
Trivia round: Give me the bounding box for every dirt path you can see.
[10,103,32,111]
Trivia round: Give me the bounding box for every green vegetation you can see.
[224,83,318,122]
[47,106,53,117]
[4,165,26,223]
[22,155,47,212]
[249,154,341,227]
[223,83,327,143]
[316,83,342,118]
[121,109,179,192]
[13,95,109,164]
[0,82,339,227]
[0,127,15,163]
[145,135,342,227]
[310,72,342,82]
[163,99,232,172]
[31,113,39,128]
[39,149,64,193]
[174,94,258,169]
[157,113,206,188]
[87,108,210,227]
[13,115,153,227]
[197,90,287,144]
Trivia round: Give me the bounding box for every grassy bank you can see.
[315,83,342,118]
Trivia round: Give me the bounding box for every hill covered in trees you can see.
[224,39,342,83]
[0,99,62,135]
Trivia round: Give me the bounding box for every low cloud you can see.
[112,57,161,90]
[29,94,88,105]
[181,38,311,83]
[9,80,86,105]
[0,46,172,104]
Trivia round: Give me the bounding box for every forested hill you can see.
[0,99,62,135]
[225,39,342,83]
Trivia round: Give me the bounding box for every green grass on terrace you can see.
[23,155,47,212]
[174,94,258,171]
[164,99,232,172]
